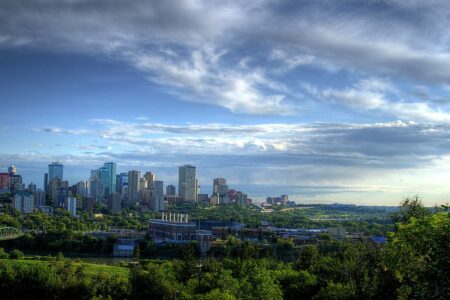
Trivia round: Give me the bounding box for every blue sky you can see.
[1,0,450,205]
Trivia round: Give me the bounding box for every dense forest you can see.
[0,200,449,299]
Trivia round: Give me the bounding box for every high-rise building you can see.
[33,189,46,207]
[213,178,228,204]
[9,174,23,194]
[213,178,226,193]
[64,197,77,216]
[8,165,17,176]
[48,162,63,180]
[0,173,9,191]
[116,173,128,193]
[166,184,176,196]
[179,165,197,202]
[144,172,156,182]
[75,181,88,198]
[103,162,116,197]
[28,182,36,192]
[128,170,140,206]
[150,180,164,211]
[47,178,68,206]
[97,167,110,198]
[140,188,153,208]
[14,193,34,213]
[235,191,248,205]
[209,194,219,206]
[44,173,49,195]
[109,192,121,213]
[89,173,104,202]
[139,178,147,191]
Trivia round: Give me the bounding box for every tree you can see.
[391,196,430,224]
[386,212,450,299]
[0,247,8,259]
[9,249,24,259]
[295,245,320,270]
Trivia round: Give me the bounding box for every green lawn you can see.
[0,258,130,278]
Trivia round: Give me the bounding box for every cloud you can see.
[127,48,291,114]
[40,127,92,135]
[2,1,450,115]
[269,48,315,72]
[7,118,450,205]
[37,119,450,168]
[307,78,450,122]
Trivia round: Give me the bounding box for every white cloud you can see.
[269,48,315,72]
[127,48,292,114]
[310,78,450,122]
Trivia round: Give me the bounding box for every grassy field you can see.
[0,258,130,278]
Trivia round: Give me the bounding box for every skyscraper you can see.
[75,181,88,198]
[139,177,147,191]
[166,184,176,196]
[28,182,36,192]
[179,165,197,202]
[150,180,164,211]
[128,170,140,206]
[116,172,128,193]
[48,162,63,180]
[213,178,229,204]
[103,162,116,197]
[43,173,48,195]
[0,173,9,191]
[109,192,121,213]
[144,172,156,182]
[97,167,110,198]
[8,165,16,176]
[33,189,46,207]
[49,178,68,205]
[65,197,77,216]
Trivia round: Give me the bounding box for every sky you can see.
[1,0,450,206]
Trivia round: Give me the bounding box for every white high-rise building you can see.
[14,193,34,213]
[65,197,77,216]
[179,165,197,202]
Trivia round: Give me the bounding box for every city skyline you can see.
[2,1,450,206]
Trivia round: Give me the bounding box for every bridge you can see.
[0,227,23,241]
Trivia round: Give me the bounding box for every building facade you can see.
[103,162,116,197]
[64,197,77,216]
[166,184,176,196]
[14,193,34,213]
[109,192,121,213]
[48,162,63,180]
[33,189,46,207]
[128,170,140,206]
[149,213,196,243]
[178,165,197,202]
